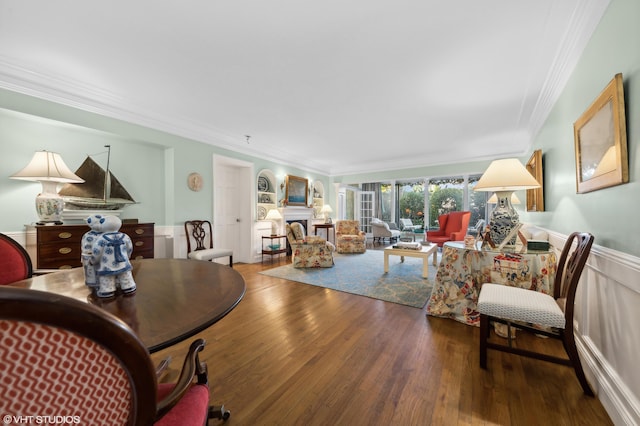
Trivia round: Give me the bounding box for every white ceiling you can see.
[0,0,610,176]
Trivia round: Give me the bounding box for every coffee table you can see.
[383,243,438,278]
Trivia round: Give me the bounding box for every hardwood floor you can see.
[151,249,613,425]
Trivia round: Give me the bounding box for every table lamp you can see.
[474,158,540,245]
[264,208,282,236]
[10,150,84,225]
[487,192,521,205]
[320,204,333,223]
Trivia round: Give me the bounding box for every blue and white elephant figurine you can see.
[82,214,136,298]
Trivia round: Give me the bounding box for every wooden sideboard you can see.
[35,223,155,270]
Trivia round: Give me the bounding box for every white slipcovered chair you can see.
[399,218,420,232]
[371,218,400,244]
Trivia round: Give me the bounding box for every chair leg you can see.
[229,255,233,268]
[209,405,231,421]
[479,314,489,369]
[563,330,594,396]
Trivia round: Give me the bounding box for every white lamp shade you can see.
[474,158,540,192]
[11,151,84,183]
[264,209,282,235]
[264,209,282,220]
[320,204,333,214]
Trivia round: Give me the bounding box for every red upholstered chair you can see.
[0,286,230,425]
[426,211,471,247]
[0,233,32,285]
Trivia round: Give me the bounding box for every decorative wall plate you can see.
[187,172,203,192]
[257,206,267,220]
[258,176,269,192]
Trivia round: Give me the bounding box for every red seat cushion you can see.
[155,383,209,426]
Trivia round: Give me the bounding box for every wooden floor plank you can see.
[152,252,613,425]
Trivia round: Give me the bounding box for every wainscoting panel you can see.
[548,230,640,426]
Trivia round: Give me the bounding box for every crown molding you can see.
[527,0,611,137]
[0,56,331,175]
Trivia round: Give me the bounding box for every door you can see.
[359,190,375,235]
[213,155,253,263]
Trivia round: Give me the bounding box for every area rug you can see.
[260,249,439,308]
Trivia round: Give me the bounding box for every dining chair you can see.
[185,220,233,267]
[0,286,231,424]
[477,232,595,396]
[0,233,33,285]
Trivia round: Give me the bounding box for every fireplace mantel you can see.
[280,207,314,223]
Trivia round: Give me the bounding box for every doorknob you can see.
[236,218,241,222]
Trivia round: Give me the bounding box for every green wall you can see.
[525,0,638,255]
[0,91,330,230]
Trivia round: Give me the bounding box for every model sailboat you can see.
[58,145,136,210]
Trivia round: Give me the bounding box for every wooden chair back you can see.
[184,220,213,254]
[554,232,595,328]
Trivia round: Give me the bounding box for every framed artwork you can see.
[574,73,628,194]
[285,175,308,206]
[526,150,544,212]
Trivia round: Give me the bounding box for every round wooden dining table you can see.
[9,258,246,353]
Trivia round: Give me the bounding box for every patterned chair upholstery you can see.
[0,286,230,424]
[286,223,335,268]
[335,220,366,254]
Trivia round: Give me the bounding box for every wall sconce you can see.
[10,151,84,225]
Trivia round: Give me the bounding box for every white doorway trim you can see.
[213,154,254,264]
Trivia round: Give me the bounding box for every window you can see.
[426,174,486,229]
[426,177,464,228]
[379,183,392,222]
[396,181,425,228]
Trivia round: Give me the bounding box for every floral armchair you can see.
[286,222,335,268]
[335,220,366,253]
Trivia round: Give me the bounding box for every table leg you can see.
[432,250,437,266]
[422,258,428,278]
[384,252,389,273]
